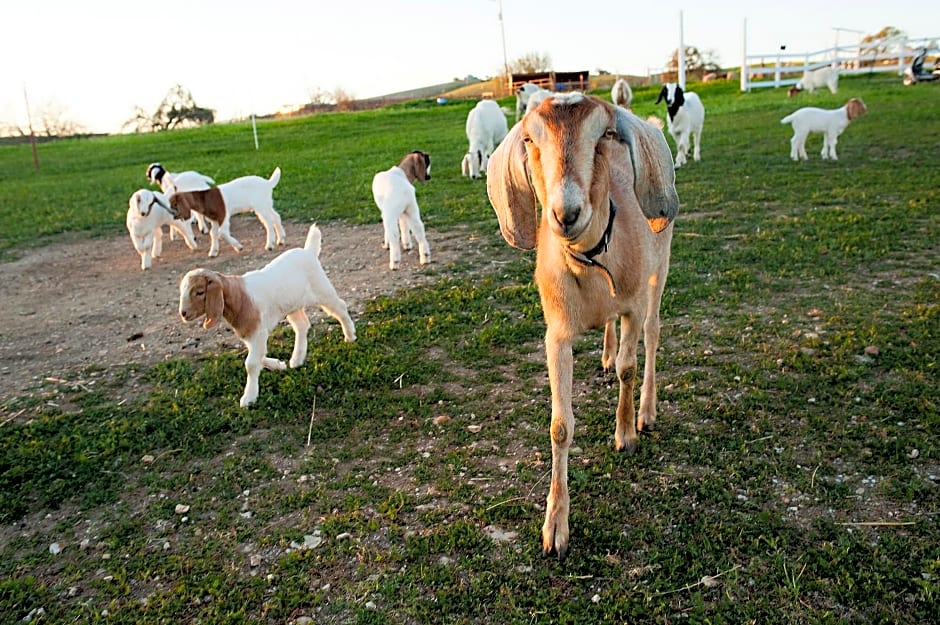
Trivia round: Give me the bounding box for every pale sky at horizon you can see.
[1,1,936,134]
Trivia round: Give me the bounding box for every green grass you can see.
[1,74,938,624]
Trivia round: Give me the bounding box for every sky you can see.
[1,1,936,135]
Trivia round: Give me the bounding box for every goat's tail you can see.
[304,224,322,257]
[780,113,795,125]
[269,166,282,188]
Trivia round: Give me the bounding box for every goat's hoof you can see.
[615,438,637,454]
[541,527,569,560]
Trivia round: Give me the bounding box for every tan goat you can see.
[487,93,679,558]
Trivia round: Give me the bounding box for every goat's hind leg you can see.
[614,311,642,452]
[317,292,357,343]
[601,318,617,371]
[285,309,310,368]
[398,214,413,251]
[382,214,402,270]
[405,204,432,265]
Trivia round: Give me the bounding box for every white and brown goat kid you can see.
[126,189,198,270]
[487,93,679,558]
[371,151,432,270]
[780,97,867,161]
[166,168,285,257]
[178,224,356,408]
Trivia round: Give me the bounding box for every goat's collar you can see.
[565,198,618,297]
[147,194,174,218]
[143,195,160,217]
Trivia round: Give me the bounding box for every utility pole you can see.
[494,0,510,94]
[23,84,39,170]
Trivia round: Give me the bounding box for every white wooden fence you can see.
[740,36,939,91]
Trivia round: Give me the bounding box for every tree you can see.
[0,101,86,138]
[510,51,552,74]
[123,84,214,133]
[663,46,722,82]
[859,26,905,65]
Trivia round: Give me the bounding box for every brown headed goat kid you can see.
[487,93,679,558]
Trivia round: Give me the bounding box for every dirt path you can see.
[0,219,484,403]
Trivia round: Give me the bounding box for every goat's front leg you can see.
[194,213,210,234]
[823,133,838,160]
[405,205,432,265]
[543,328,574,559]
[207,222,222,258]
[673,133,688,168]
[285,309,310,368]
[218,221,243,253]
[240,333,270,408]
[136,233,155,270]
[152,227,164,260]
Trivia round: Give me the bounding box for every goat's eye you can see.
[522,134,532,144]
[604,129,618,140]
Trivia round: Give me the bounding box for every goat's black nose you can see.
[561,208,580,227]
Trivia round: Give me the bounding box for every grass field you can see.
[0,75,938,624]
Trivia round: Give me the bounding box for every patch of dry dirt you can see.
[0,218,488,404]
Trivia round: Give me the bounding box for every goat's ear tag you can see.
[647,216,672,233]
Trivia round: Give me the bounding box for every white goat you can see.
[796,66,839,94]
[166,167,285,256]
[515,82,553,120]
[126,189,198,270]
[462,99,508,179]
[371,151,432,270]
[611,78,633,109]
[487,93,679,558]
[655,83,705,168]
[780,97,867,161]
[178,224,356,408]
[146,163,215,234]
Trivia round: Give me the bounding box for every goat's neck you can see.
[218,275,260,339]
[397,165,417,184]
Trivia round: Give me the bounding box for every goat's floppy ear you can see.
[614,107,680,233]
[655,86,667,104]
[486,123,538,250]
[673,86,685,108]
[203,274,224,330]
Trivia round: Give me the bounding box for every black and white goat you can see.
[655,83,705,168]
